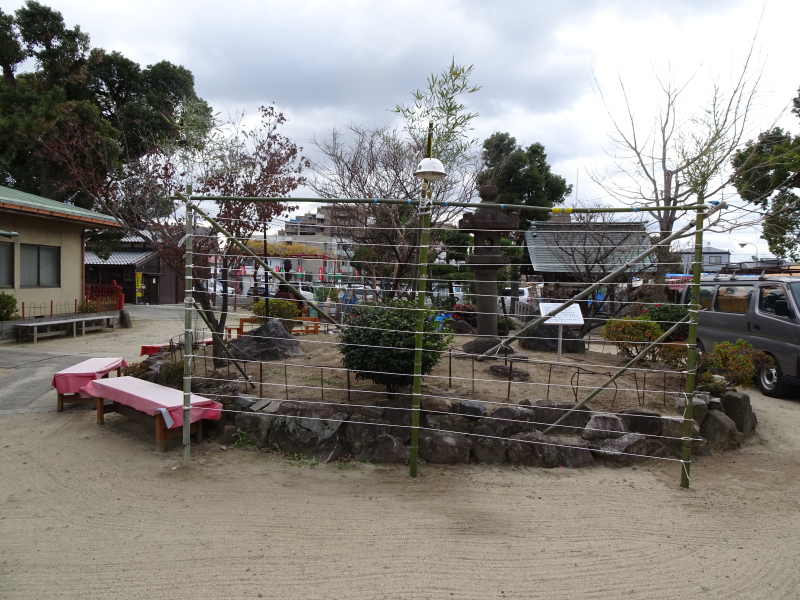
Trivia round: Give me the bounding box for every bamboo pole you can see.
[478,200,727,360]
[182,186,193,467]
[681,206,705,489]
[409,121,435,479]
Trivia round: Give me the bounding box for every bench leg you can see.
[96,397,105,424]
[57,393,64,412]
[155,415,166,451]
[195,420,203,443]
[116,367,121,377]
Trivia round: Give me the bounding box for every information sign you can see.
[538,302,584,325]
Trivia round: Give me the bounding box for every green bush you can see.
[697,339,772,392]
[645,303,689,340]
[122,361,149,379]
[0,292,19,321]
[77,300,98,314]
[314,287,337,302]
[602,316,663,361]
[337,300,452,395]
[160,362,184,387]
[252,298,301,334]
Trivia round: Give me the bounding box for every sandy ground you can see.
[2,307,800,598]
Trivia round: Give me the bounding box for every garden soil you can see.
[2,308,800,598]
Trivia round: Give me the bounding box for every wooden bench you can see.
[96,400,203,452]
[17,315,115,344]
[225,317,261,340]
[52,357,127,412]
[292,317,319,335]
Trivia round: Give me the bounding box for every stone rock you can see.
[660,417,703,454]
[458,399,486,417]
[424,412,474,434]
[479,405,538,438]
[518,324,586,354]
[518,399,532,407]
[229,318,303,361]
[268,400,348,455]
[218,424,237,446]
[342,416,393,455]
[590,433,647,465]
[534,400,591,435]
[507,431,560,468]
[382,401,412,442]
[620,408,664,436]
[551,436,594,468]
[488,364,530,381]
[694,391,712,403]
[471,425,506,464]
[700,410,739,451]
[312,436,347,463]
[250,398,272,413]
[357,435,409,464]
[708,397,724,412]
[443,318,475,335]
[421,397,452,413]
[419,431,471,464]
[355,405,384,420]
[119,309,132,329]
[233,394,258,411]
[462,336,513,356]
[582,413,629,440]
[721,391,755,436]
[644,440,672,458]
[234,412,271,446]
[676,396,708,425]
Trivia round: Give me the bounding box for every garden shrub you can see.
[696,339,772,392]
[78,300,98,314]
[160,361,185,387]
[252,298,300,334]
[337,300,452,395]
[498,315,517,337]
[602,315,663,361]
[646,303,689,340]
[0,292,19,321]
[122,361,149,379]
[451,303,477,328]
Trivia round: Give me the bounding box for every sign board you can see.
[538,302,584,325]
[135,272,143,298]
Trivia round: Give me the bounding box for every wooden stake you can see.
[347,369,351,403]
[259,362,263,399]
[449,349,452,388]
[507,360,513,401]
[320,367,324,400]
[285,364,289,400]
[471,356,475,392]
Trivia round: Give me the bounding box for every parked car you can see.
[680,275,800,397]
[498,286,533,310]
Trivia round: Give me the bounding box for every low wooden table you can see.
[96,400,203,452]
[51,357,128,411]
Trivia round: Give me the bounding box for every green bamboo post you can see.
[409,122,435,478]
[681,204,705,488]
[183,184,193,467]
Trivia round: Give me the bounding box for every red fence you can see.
[20,296,119,319]
[85,281,125,310]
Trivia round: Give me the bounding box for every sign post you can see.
[538,302,584,368]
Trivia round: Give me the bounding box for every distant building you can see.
[282,205,360,237]
[679,245,731,273]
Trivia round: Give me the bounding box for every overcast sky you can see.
[8,0,799,259]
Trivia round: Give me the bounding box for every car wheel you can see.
[756,356,785,398]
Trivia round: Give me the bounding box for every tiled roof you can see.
[0,185,120,227]
[85,250,156,266]
[523,221,656,277]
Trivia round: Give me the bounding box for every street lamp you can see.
[738,242,758,263]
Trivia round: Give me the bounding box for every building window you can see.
[714,285,752,314]
[708,255,721,264]
[0,242,12,287]
[20,244,60,287]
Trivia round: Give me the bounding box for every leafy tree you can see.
[477,132,572,230]
[732,86,800,259]
[337,300,452,395]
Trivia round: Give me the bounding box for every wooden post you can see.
[449,349,452,388]
[285,364,289,400]
[347,369,351,403]
[259,362,263,399]
[547,363,552,400]
[507,360,513,401]
[320,367,324,400]
[471,356,475,392]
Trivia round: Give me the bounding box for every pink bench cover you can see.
[51,357,129,395]
[81,376,222,429]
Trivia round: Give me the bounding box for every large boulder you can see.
[382,401,412,442]
[342,415,394,455]
[233,411,272,446]
[534,400,592,435]
[551,436,594,468]
[471,424,506,464]
[358,435,409,464]
[590,433,647,466]
[700,410,739,451]
[229,318,303,361]
[479,405,538,438]
[421,397,453,413]
[488,364,530,381]
[268,400,347,455]
[507,431,560,468]
[620,408,664,436]
[419,431,471,464]
[458,400,486,417]
[518,324,585,354]
[660,417,706,455]
[443,318,475,335]
[676,395,708,425]
[423,412,474,434]
[721,391,756,436]
[312,436,347,463]
[582,413,629,440]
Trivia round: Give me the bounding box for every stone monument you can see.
[458,182,519,354]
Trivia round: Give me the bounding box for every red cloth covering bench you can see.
[140,339,213,357]
[81,377,222,451]
[51,357,128,411]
